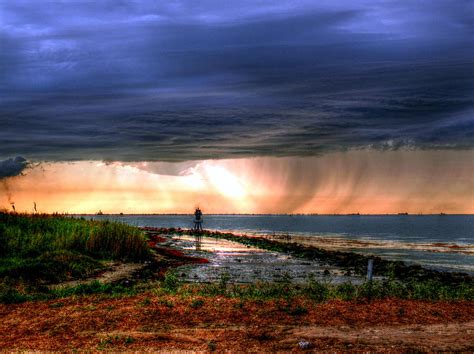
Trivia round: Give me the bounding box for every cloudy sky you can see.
[0,0,473,213]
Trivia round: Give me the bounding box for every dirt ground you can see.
[48,262,147,290]
[1,294,473,352]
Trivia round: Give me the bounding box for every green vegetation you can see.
[190,298,205,308]
[98,334,136,350]
[1,218,472,305]
[0,212,150,286]
[0,278,142,304]
[192,277,474,302]
[152,270,474,302]
[208,340,217,352]
[2,269,473,304]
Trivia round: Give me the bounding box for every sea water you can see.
[88,214,474,274]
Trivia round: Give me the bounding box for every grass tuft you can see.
[0,212,150,290]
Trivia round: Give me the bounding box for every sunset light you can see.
[1,150,472,214]
[1,1,473,350]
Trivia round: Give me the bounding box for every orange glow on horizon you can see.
[1,150,473,214]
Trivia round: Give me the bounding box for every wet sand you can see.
[172,234,365,284]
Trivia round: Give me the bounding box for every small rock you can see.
[298,340,313,349]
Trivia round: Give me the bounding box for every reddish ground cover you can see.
[145,230,209,265]
[1,295,473,351]
[147,234,168,244]
[154,246,209,264]
[146,234,168,249]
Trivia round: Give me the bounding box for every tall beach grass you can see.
[0,212,150,284]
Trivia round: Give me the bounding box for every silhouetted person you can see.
[193,207,203,231]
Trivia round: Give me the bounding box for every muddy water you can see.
[172,235,366,284]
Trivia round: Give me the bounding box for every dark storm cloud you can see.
[0,156,28,179]
[0,0,473,161]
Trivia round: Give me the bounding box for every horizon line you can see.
[3,211,473,216]
[76,212,473,216]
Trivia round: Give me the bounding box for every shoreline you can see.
[89,213,474,275]
[142,227,474,285]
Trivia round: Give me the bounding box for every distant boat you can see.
[440,212,446,216]
[398,212,409,215]
[96,210,103,215]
